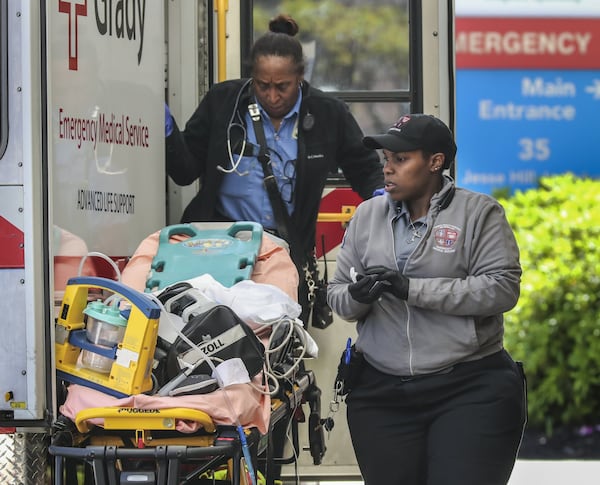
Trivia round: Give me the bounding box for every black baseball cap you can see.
[363,114,457,167]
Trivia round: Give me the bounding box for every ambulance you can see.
[0,1,454,482]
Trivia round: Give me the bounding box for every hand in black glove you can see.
[365,266,410,300]
[348,274,389,304]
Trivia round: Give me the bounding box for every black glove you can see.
[348,274,389,304]
[364,266,410,300]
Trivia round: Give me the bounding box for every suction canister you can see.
[81,301,128,373]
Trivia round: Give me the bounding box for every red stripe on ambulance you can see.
[0,216,25,268]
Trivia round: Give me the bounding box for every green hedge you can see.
[497,174,600,433]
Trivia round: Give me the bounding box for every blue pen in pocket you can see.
[335,336,364,398]
[344,337,352,365]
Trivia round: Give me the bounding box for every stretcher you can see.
[49,223,328,485]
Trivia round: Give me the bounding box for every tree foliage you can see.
[498,174,600,434]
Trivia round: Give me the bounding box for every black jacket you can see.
[166,79,383,262]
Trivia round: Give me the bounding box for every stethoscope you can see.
[218,79,314,175]
[219,79,253,176]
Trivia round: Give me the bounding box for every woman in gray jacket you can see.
[327,114,527,485]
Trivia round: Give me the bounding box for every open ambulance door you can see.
[0,2,166,482]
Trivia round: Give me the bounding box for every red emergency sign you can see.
[456,17,600,69]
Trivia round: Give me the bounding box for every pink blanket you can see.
[61,373,271,435]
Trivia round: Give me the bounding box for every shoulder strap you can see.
[320,234,328,282]
[248,103,295,245]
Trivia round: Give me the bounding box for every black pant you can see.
[346,350,527,485]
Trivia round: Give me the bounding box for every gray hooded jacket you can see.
[327,176,521,376]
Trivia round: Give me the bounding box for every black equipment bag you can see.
[166,305,265,380]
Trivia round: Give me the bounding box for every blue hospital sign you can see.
[455,17,600,195]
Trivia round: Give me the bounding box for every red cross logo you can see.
[58,0,88,71]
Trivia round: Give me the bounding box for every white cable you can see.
[260,317,308,396]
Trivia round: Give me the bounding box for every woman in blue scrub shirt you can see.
[166,14,383,322]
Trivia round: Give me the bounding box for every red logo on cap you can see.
[393,115,411,129]
[58,0,88,71]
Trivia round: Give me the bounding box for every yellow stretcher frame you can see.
[75,406,217,434]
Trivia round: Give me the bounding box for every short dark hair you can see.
[248,14,305,76]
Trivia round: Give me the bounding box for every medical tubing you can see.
[102,294,123,308]
[148,294,257,485]
[78,251,122,281]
